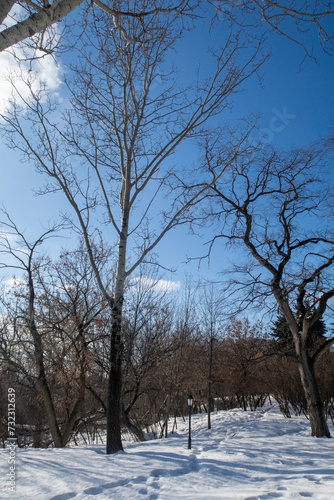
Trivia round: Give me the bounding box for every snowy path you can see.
[1,405,334,499]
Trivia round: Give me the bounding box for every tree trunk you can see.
[36,378,64,447]
[298,350,330,438]
[0,0,84,52]
[61,369,86,446]
[0,0,15,25]
[105,176,130,454]
[106,300,124,454]
[208,381,212,430]
[273,295,330,438]
[122,406,146,442]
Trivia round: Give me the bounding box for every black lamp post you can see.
[187,394,194,449]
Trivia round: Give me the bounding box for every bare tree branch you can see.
[0,0,191,52]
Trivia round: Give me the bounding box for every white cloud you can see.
[0,230,18,245]
[131,276,181,293]
[0,6,63,115]
[3,277,25,291]
[0,230,30,253]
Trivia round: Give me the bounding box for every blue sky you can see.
[0,7,333,294]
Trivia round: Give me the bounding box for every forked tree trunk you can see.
[298,350,330,438]
[36,377,64,447]
[274,297,330,438]
[122,406,146,442]
[34,322,88,448]
[61,369,86,446]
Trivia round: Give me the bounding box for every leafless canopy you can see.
[0,0,333,59]
[198,130,334,325]
[209,0,334,59]
[0,0,193,53]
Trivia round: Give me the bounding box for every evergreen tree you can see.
[271,314,327,356]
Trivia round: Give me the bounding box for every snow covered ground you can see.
[1,403,334,499]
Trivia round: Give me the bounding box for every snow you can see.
[1,403,334,499]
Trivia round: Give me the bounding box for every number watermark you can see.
[6,388,17,493]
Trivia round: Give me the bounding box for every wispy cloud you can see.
[131,276,181,293]
[3,277,25,291]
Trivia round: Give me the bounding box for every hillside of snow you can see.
[1,403,334,499]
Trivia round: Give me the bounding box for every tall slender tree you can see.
[0,4,263,452]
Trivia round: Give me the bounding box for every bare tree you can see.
[198,131,334,437]
[121,267,178,440]
[0,214,111,447]
[221,317,268,411]
[0,7,263,452]
[0,214,68,446]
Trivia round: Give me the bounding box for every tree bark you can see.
[0,0,84,51]
[281,301,331,437]
[36,377,64,447]
[105,165,131,454]
[0,0,15,25]
[277,294,331,437]
[122,406,146,442]
[61,366,86,445]
[106,300,124,454]
[298,350,330,438]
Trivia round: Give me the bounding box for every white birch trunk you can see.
[0,0,84,51]
[0,0,15,25]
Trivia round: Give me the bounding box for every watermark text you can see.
[6,388,17,493]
